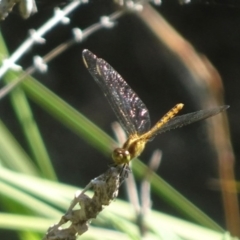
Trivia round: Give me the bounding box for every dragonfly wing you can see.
[151,105,229,137]
[82,49,151,136]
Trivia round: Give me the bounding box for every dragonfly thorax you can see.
[112,148,131,165]
[112,135,147,165]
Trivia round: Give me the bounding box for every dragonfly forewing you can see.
[83,49,151,136]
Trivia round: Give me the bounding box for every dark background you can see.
[0,0,240,232]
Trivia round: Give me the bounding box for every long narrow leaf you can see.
[0,120,39,175]
[0,33,57,180]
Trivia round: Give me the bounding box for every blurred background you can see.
[0,0,239,237]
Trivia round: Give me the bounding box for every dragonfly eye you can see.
[112,148,131,165]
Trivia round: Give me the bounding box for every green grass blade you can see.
[0,181,62,218]
[0,167,71,208]
[0,169,230,240]
[0,32,57,180]
[3,71,57,180]
[21,76,115,155]
[0,214,135,240]
[132,159,223,232]
[0,120,39,175]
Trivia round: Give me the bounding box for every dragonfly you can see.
[82,49,229,166]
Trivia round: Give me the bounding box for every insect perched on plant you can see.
[82,49,229,166]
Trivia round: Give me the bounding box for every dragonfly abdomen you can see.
[160,103,184,125]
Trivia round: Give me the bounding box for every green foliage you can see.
[0,30,233,240]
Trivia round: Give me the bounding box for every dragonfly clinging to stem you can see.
[82,49,229,166]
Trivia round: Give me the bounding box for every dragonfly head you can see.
[112,148,131,165]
